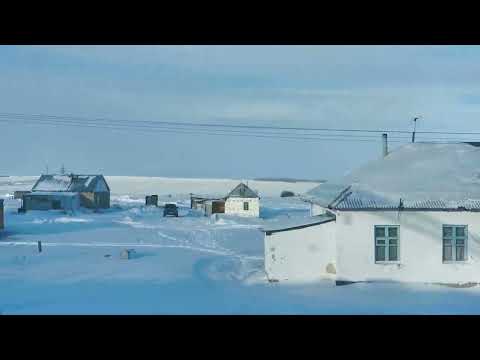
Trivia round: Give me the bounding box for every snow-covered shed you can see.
[204,199,226,216]
[29,174,110,210]
[265,142,480,286]
[224,183,260,217]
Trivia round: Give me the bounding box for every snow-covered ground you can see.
[1,176,480,314]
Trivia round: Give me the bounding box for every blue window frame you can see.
[443,225,467,262]
[375,225,399,262]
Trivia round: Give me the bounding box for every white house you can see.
[224,183,260,217]
[263,142,480,286]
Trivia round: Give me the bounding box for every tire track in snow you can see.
[0,241,263,260]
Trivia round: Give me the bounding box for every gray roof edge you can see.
[226,182,259,198]
[262,214,336,234]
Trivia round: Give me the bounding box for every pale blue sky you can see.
[1,45,480,179]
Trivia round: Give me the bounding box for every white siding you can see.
[264,221,336,282]
[224,198,259,217]
[335,211,480,284]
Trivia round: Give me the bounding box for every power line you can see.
[0,117,410,144]
[1,111,480,144]
[0,115,414,140]
[0,111,414,134]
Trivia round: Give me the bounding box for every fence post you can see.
[38,241,42,253]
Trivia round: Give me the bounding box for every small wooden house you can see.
[190,194,225,215]
[26,174,110,211]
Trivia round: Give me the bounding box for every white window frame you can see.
[374,225,400,263]
[442,225,468,263]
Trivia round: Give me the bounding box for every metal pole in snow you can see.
[412,117,419,143]
[382,133,388,157]
[37,241,42,253]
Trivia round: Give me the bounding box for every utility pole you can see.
[412,117,420,143]
[382,133,388,157]
[60,164,66,175]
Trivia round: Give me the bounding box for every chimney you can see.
[382,133,388,157]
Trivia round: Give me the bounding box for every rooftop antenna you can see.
[60,164,66,175]
[45,163,49,175]
[412,117,421,143]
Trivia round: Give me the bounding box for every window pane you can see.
[443,238,452,245]
[376,246,386,261]
[443,226,453,237]
[388,227,398,237]
[389,238,397,245]
[375,227,385,238]
[456,246,465,261]
[376,239,386,245]
[443,246,453,261]
[455,227,466,237]
[456,238,465,245]
[388,246,398,261]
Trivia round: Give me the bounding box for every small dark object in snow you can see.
[120,249,136,260]
[104,254,111,258]
[280,190,295,198]
[145,195,158,207]
[436,282,478,288]
[37,241,42,253]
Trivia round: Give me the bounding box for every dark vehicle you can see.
[163,203,179,217]
[280,190,295,198]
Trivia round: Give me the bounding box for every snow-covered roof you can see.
[306,142,480,211]
[226,183,259,198]
[261,214,336,234]
[32,174,109,193]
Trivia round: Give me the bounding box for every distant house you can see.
[262,142,480,286]
[224,183,260,217]
[23,174,110,211]
[0,199,4,230]
[191,183,260,217]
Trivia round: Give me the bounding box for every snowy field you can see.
[1,176,480,314]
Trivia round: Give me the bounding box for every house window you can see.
[443,225,467,262]
[375,225,399,262]
[52,200,61,210]
[243,202,249,211]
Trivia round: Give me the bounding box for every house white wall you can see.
[225,197,259,217]
[264,221,336,282]
[335,210,480,284]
